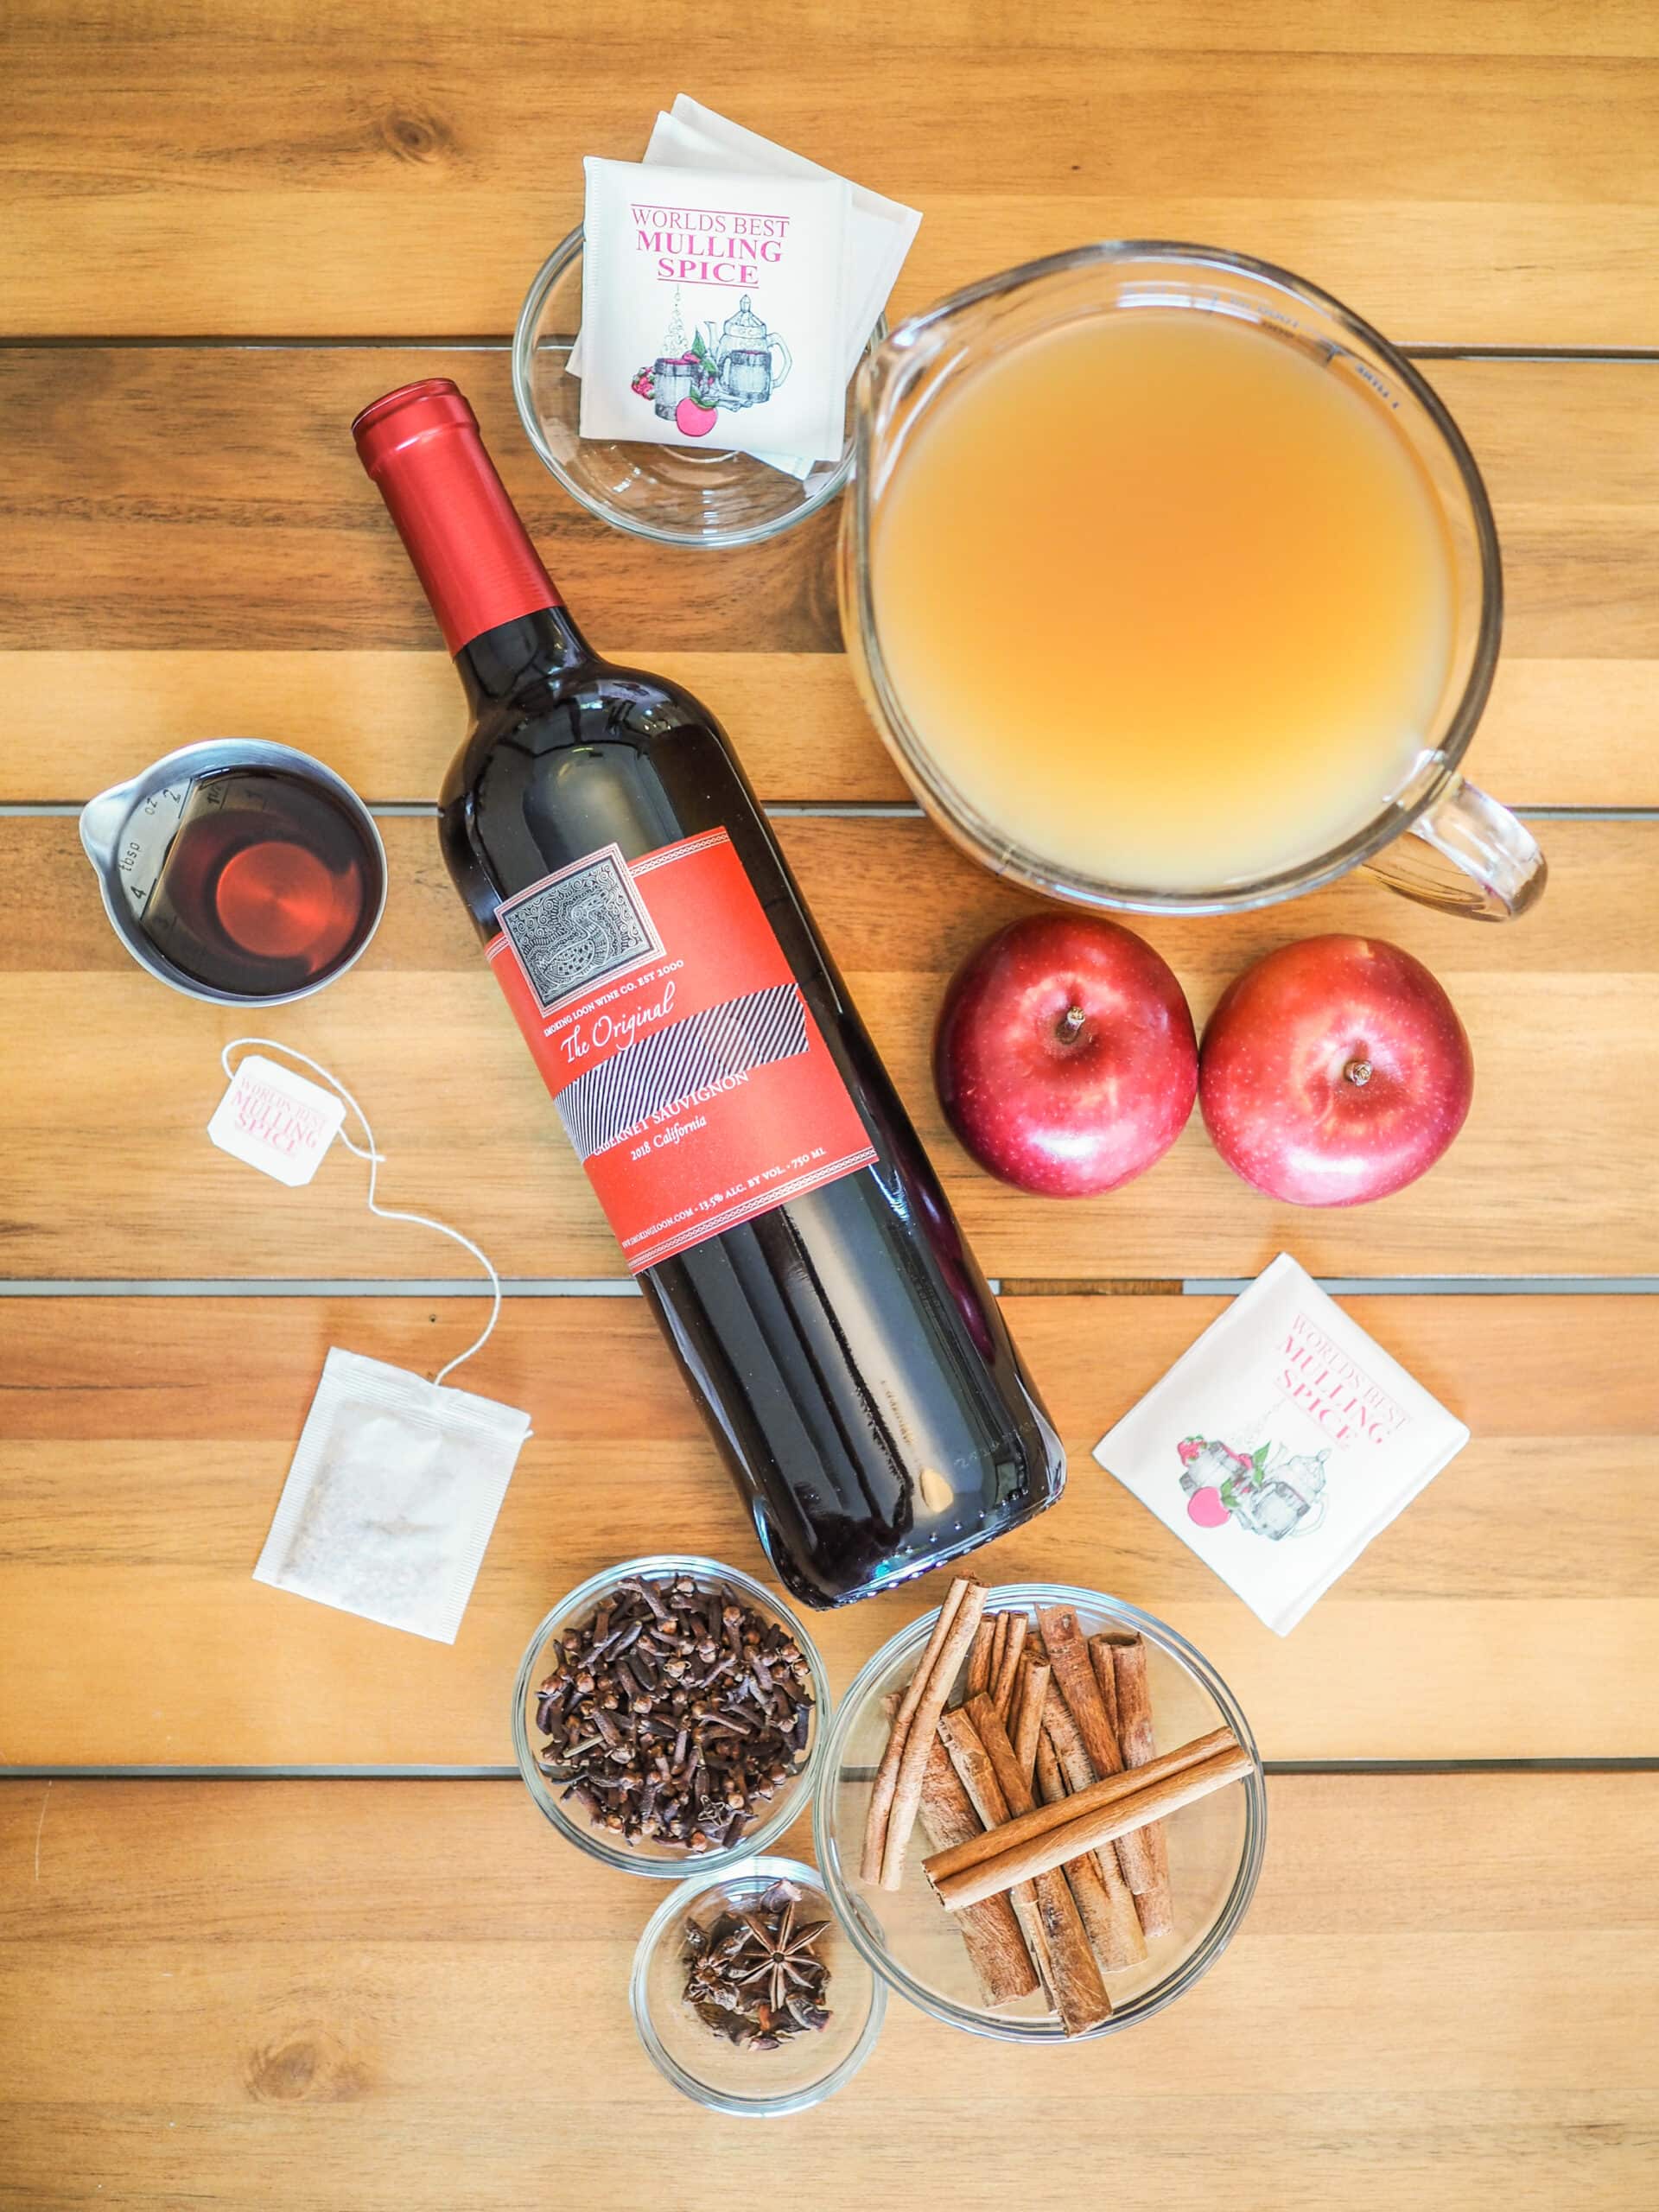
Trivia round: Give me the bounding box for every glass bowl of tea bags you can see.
[513,229,880,549]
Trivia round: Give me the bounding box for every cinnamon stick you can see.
[924,1725,1236,1884]
[988,1612,1008,1689]
[934,1742,1255,1912]
[859,1574,973,1884]
[1039,1604,1160,1899]
[916,1733,1041,2005]
[1106,1636,1175,1938]
[990,1611,1028,1723]
[1086,1633,1122,1742]
[938,1704,1053,1998]
[1009,1656,1050,1786]
[1042,1694,1147,1965]
[1039,1684,1096,1782]
[963,1694,1111,2034]
[878,1578,989,1890]
[965,1618,995,1700]
[1033,1731,1141,1975]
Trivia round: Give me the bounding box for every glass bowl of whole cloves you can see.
[630,1855,886,2115]
[512,1555,830,1878]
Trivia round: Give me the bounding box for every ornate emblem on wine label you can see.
[495,842,664,1014]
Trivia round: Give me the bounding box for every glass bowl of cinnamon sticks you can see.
[511,1555,830,1878]
[811,1579,1266,2041]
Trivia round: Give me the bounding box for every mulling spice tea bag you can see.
[566,99,921,480]
[1095,1254,1469,1634]
[577,157,850,461]
[253,1348,528,1643]
[212,1041,531,1643]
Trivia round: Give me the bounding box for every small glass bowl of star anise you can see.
[631,1857,886,2115]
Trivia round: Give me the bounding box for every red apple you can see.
[934,914,1197,1196]
[1199,934,1473,1206]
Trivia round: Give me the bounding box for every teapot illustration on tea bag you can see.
[702,295,793,410]
[1177,1434,1329,1541]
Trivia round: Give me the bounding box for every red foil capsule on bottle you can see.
[351,378,560,655]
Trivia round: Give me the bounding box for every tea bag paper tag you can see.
[208,1052,346,1187]
[1093,1253,1471,1636]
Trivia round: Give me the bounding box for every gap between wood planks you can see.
[3,1278,1658,1295]
[3,1759,1658,1778]
[6,337,1659,364]
[8,802,1658,819]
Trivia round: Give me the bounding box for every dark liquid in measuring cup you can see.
[130,767,378,996]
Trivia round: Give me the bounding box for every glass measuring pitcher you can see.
[840,242,1546,921]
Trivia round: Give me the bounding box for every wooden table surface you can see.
[3,5,1656,2205]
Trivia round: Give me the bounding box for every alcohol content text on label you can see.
[487,830,878,1271]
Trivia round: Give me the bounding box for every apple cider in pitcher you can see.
[870,308,1458,893]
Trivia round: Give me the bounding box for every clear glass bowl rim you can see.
[629,1852,887,2116]
[810,1580,1268,2042]
[510,1553,830,1879]
[512,226,867,550]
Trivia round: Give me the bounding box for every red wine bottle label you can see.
[486,829,878,1273]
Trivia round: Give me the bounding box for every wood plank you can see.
[6,815,1656,1282]
[0,649,906,806]
[16,0,1659,63]
[10,647,1659,811]
[2,1293,1653,1764]
[3,353,1656,804]
[5,351,1659,694]
[6,5,1659,344]
[0,346,843,655]
[0,1774,1652,2209]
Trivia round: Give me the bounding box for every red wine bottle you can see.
[353,379,1064,1606]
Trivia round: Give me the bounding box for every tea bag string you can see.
[219,1039,501,1387]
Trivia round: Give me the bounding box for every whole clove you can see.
[682,1878,833,2049]
[535,1572,814,1853]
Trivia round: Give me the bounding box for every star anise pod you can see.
[681,1883,833,2046]
[730,1898,833,2013]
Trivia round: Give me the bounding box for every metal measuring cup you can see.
[79,738,388,1006]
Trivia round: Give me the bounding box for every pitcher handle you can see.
[767,335,792,389]
[1363,773,1547,922]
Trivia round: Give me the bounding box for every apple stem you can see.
[1344,1058,1374,1088]
[1057,1005,1086,1045]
